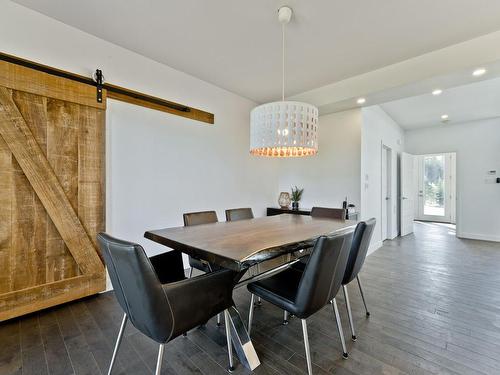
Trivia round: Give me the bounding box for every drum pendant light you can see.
[250,6,319,157]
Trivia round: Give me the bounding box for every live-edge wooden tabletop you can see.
[145,214,357,271]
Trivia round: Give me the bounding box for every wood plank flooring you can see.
[1,221,500,375]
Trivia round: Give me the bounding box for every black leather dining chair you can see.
[341,218,376,342]
[183,210,220,275]
[183,210,223,325]
[310,206,346,220]
[97,233,237,374]
[291,219,376,340]
[279,206,347,325]
[247,231,353,374]
[225,207,254,222]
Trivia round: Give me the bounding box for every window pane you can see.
[423,155,445,216]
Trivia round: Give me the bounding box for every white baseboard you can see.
[367,240,383,256]
[457,232,500,242]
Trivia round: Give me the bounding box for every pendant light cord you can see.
[282,22,285,102]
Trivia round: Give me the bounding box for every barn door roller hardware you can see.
[0,52,214,124]
[93,69,104,103]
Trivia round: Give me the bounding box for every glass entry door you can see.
[416,153,456,223]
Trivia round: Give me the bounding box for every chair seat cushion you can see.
[247,268,304,316]
[150,251,186,284]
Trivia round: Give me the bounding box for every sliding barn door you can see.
[0,60,106,320]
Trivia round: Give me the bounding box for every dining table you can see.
[145,213,357,371]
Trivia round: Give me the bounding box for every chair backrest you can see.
[183,211,218,226]
[311,206,346,220]
[342,218,376,285]
[183,211,219,268]
[97,233,173,343]
[225,207,254,222]
[294,231,353,318]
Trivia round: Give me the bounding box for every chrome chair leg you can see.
[301,319,313,375]
[248,294,255,336]
[283,310,289,325]
[107,313,127,375]
[357,276,370,317]
[332,298,348,359]
[342,285,357,341]
[155,344,165,375]
[224,310,235,372]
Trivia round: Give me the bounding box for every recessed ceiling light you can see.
[472,68,486,77]
[432,89,442,96]
[357,97,366,105]
[441,114,449,121]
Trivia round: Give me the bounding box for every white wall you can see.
[361,106,405,253]
[277,109,362,211]
[405,118,500,242]
[1,2,279,262]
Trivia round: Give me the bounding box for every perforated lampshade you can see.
[250,101,319,157]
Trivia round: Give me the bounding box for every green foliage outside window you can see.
[424,156,444,207]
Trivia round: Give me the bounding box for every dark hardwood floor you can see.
[2,221,500,375]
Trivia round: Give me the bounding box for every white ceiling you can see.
[380,77,500,130]
[12,0,500,103]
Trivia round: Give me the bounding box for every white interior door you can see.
[416,153,456,223]
[400,152,416,236]
[381,146,392,240]
[381,148,387,240]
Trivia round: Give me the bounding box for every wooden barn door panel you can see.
[0,134,13,294]
[46,98,83,280]
[0,63,105,320]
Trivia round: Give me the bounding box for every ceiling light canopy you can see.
[250,6,318,157]
[441,114,449,121]
[357,97,366,104]
[472,68,486,77]
[432,89,442,96]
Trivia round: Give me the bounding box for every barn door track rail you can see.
[0,52,214,124]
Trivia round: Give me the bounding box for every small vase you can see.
[292,201,299,210]
[278,192,291,209]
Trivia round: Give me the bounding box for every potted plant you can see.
[291,186,304,210]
